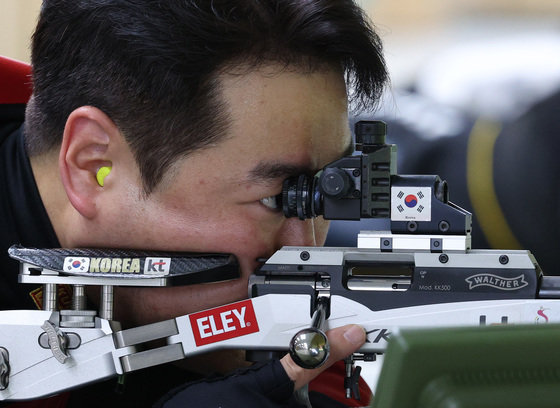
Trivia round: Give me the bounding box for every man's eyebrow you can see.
[247,142,355,184]
[247,162,313,184]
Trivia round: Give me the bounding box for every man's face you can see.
[96,65,351,326]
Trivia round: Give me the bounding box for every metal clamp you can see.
[0,347,9,390]
[41,320,70,364]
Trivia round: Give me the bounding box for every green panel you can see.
[372,324,560,408]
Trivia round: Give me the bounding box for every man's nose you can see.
[276,217,320,248]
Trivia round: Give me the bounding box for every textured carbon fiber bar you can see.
[9,246,239,285]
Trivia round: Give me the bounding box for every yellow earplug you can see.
[96,166,112,187]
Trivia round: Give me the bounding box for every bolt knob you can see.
[289,328,330,369]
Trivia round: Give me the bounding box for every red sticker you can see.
[189,299,260,346]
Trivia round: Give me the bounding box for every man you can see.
[0,0,387,406]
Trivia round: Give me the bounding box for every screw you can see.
[439,220,450,232]
[499,255,509,265]
[439,254,449,264]
[352,169,361,177]
[300,251,310,261]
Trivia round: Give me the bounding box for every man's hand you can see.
[280,324,366,390]
[156,324,367,407]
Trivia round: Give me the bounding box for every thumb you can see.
[280,324,366,390]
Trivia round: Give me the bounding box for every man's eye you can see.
[259,195,281,212]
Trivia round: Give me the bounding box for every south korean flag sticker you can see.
[391,187,432,222]
[63,257,90,273]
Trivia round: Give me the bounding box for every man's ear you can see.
[59,106,118,219]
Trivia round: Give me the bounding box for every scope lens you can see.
[282,175,322,219]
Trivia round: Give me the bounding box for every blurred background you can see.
[0,0,42,62]
[363,0,560,120]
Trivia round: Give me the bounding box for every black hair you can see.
[26,0,388,193]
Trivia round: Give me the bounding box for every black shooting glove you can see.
[154,360,303,408]
[154,359,361,408]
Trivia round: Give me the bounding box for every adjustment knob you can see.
[320,168,352,199]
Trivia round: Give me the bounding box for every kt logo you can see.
[144,257,171,275]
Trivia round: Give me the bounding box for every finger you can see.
[280,324,366,390]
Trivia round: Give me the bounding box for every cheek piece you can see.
[96,166,112,187]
